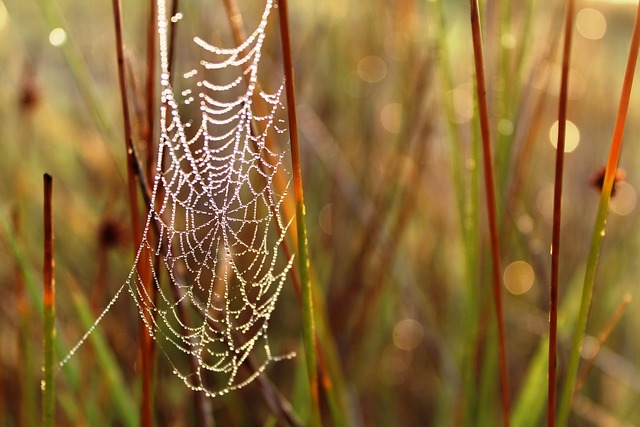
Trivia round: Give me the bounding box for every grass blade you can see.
[557,2,640,425]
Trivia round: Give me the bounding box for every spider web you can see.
[61,0,295,397]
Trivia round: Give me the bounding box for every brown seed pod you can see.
[589,166,626,197]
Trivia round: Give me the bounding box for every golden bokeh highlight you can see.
[577,8,607,40]
[49,28,67,47]
[549,120,580,153]
[503,261,535,295]
[380,102,403,133]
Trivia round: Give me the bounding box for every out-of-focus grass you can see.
[2,0,640,425]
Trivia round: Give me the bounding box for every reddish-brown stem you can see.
[112,1,154,425]
[469,1,510,425]
[43,173,55,426]
[548,1,576,426]
[145,0,157,180]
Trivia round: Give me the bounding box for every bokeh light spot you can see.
[581,335,600,359]
[517,214,534,234]
[393,319,424,351]
[577,8,607,40]
[381,102,403,133]
[610,182,637,216]
[358,55,387,83]
[498,118,514,135]
[449,84,474,124]
[49,27,67,47]
[503,261,535,295]
[536,185,554,221]
[501,33,517,49]
[549,120,580,153]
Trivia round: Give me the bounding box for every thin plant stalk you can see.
[43,173,55,427]
[277,0,321,425]
[469,1,510,424]
[548,1,575,425]
[557,2,640,425]
[112,1,154,425]
[145,0,157,180]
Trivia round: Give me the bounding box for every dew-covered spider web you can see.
[61,0,296,397]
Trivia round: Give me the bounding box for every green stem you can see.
[276,1,321,425]
[557,2,640,425]
[43,173,55,427]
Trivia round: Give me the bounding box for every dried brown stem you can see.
[111,1,154,425]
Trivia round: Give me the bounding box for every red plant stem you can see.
[112,1,153,425]
[469,1,510,425]
[548,1,575,426]
[145,0,157,180]
[43,173,55,426]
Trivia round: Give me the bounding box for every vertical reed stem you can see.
[145,0,157,179]
[469,1,510,425]
[277,1,321,425]
[557,2,640,425]
[548,1,575,425]
[43,173,55,427]
[112,1,154,425]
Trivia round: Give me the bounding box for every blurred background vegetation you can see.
[2,0,640,425]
